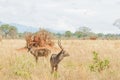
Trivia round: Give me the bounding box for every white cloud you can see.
[0,0,120,33]
[52,16,76,32]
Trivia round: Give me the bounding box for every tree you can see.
[97,33,104,37]
[74,26,91,38]
[0,24,18,38]
[113,19,120,28]
[56,33,62,38]
[0,24,10,37]
[65,31,72,38]
[74,31,82,38]
[78,26,91,33]
[8,26,18,38]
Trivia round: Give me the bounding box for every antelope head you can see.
[57,40,69,59]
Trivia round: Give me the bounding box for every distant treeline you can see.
[0,24,120,40]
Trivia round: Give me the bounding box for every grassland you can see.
[0,39,120,80]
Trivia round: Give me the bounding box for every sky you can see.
[0,0,120,33]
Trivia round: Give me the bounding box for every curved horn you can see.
[58,40,63,50]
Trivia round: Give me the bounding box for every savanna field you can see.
[0,39,120,80]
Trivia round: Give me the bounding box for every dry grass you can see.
[0,39,120,80]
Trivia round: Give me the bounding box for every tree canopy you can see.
[0,24,18,38]
[65,31,72,38]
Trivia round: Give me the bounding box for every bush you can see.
[25,29,54,47]
[89,51,110,72]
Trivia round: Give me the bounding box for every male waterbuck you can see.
[50,40,69,73]
[27,43,51,63]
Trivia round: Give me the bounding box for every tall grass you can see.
[0,40,120,80]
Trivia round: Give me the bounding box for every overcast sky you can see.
[0,0,120,33]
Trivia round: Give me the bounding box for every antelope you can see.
[50,40,69,73]
[27,43,51,63]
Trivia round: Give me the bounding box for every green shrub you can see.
[89,51,110,72]
[53,71,60,79]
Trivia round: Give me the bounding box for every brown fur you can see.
[27,43,51,63]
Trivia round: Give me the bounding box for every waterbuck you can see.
[50,40,69,73]
[27,43,51,63]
